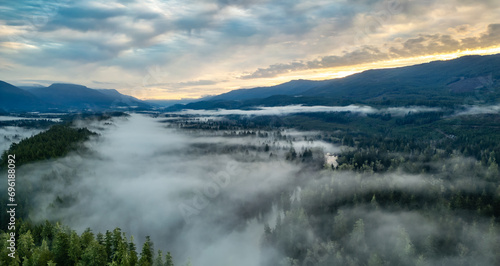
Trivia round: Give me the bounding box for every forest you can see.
[0,108,499,265]
[0,114,178,266]
[0,220,174,266]
[168,110,500,265]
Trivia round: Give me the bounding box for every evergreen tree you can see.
[53,230,71,265]
[138,236,154,266]
[165,252,174,266]
[129,236,139,266]
[68,231,82,265]
[82,241,108,266]
[154,250,164,266]
[18,230,35,263]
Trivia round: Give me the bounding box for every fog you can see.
[17,114,317,265]
[0,116,61,122]
[291,165,500,266]
[174,105,443,117]
[454,104,500,116]
[10,113,499,265]
[0,126,42,154]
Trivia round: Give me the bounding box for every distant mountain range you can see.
[2,54,500,113]
[168,54,500,110]
[210,79,330,101]
[0,81,49,112]
[0,82,151,112]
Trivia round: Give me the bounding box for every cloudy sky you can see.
[1,0,499,99]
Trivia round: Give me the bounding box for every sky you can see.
[0,0,500,100]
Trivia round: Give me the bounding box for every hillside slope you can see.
[173,54,500,110]
[0,81,49,111]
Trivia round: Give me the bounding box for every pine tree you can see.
[165,252,174,266]
[154,250,164,266]
[18,230,35,263]
[31,239,53,266]
[129,236,139,266]
[138,236,154,266]
[53,230,70,265]
[82,241,108,265]
[81,228,95,251]
[68,231,82,265]
[105,230,113,262]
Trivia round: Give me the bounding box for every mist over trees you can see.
[0,108,499,265]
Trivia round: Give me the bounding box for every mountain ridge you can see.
[0,81,50,112]
[0,82,152,112]
[168,54,500,110]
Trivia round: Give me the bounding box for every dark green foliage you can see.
[129,236,139,266]
[165,252,174,266]
[138,236,154,266]
[259,139,500,265]
[167,110,500,265]
[0,119,57,129]
[81,240,108,266]
[0,124,96,167]
[0,220,174,266]
[0,124,98,232]
[52,228,71,265]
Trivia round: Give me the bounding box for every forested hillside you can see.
[171,110,500,265]
[0,115,176,266]
[169,54,500,110]
[1,125,96,167]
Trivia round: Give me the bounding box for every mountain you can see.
[301,54,500,101]
[95,89,151,109]
[171,54,500,110]
[24,84,151,111]
[145,96,214,108]
[210,79,329,101]
[0,81,49,111]
[1,81,153,112]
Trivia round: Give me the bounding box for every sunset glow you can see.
[1,1,499,100]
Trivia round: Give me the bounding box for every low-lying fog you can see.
[174,105,443,117]
[17,114,338,265]
[172,104,500,118]
[0,126,43,153]
[10,112,500,265]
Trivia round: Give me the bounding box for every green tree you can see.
[31,239,53,266]
[68,231,82,265]
[81,241,107,266]
[18,230,35,264]
[80,228,94,251]
[138,236,154,266]
[53,230,70,265]
[154,250,164,266]
[129,236,139,266]
[165,252,174,266]
[105,230,113,262]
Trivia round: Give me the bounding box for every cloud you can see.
[180,79,219,86]
[241,23,500,79]
[1,0,500,98]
